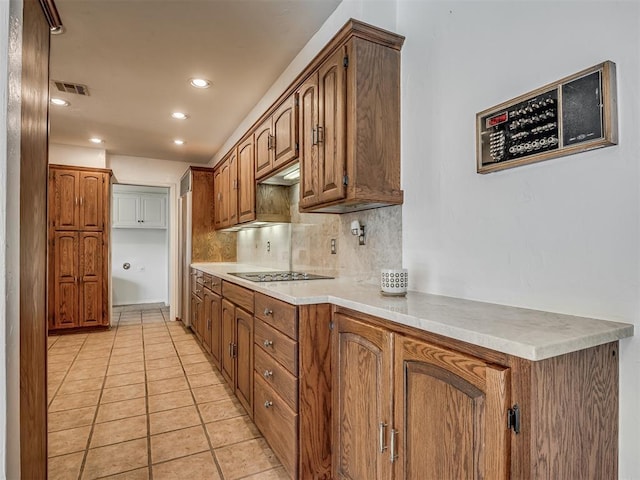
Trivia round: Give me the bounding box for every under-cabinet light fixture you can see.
[171,112,189,120]
[282,168,300,181]
[174,139,185,145]
[89,137,104,144]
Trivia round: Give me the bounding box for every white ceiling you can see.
[49,0,341,164]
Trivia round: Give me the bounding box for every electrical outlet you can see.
[267,241,271,253]
[331,239,337,254]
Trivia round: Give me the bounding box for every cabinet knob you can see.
[263,308,273,316]
[263,339,273,348]
[264,400,273,409]
[263,370,273,379]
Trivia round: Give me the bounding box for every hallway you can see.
[47,307,288,479]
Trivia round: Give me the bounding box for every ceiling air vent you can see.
[53,80,90,96]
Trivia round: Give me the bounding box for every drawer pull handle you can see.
[263,339,273,348]
[379,422,388,453]
[390,428,398,463]
[263,370,273,379]
[264,308,273,316]
[264,400,273,409]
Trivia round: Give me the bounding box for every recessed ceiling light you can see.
[89,137,104,144]
[171,112,189,120]
[50,98,69,106]
[189,78,211,89]
[174,139,185,145]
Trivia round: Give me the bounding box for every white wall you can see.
[112,228,169,305]
[49,143,105,168]
[396,3,640,477]
[223,1,640,476]
[2,0,22,477]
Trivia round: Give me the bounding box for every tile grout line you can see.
[164,314,228,479]
[77,310,120,480]
[47,333,91,409]
[142,311,155,480]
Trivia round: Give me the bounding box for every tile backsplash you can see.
[237,184,402,284]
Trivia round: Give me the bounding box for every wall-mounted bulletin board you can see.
[476,61,618,174]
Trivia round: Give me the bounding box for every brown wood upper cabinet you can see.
[237,136,255,224]
[297,23,404,212]
[213,150,239,230]
[213,20,404,218]
[50,166,109,230]
[255,94,299,180]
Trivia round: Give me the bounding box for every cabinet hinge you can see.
[343,175,349,186]
[343,55,349,68]
[295,97,299,107]
[295,142,299,152]
[507,405,520,434]
[329,321,334,330]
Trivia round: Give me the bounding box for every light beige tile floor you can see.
[47,307,289,480]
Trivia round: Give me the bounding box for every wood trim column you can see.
[20,0,51,477]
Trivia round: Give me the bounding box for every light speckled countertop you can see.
[192,262,634,361]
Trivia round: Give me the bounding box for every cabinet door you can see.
[221,299,236,386]
[235,307,254,417]
[191,294,199,335]
[318,47,347,205]
[237,137,255,224]
[209,291,222,369]
[79,171,105,230]
[332,313,393,480]
[112,193,139,228]
[254,117,273,179]
[393,335,510,480]
[213,165,224,229]
[53,231,79,328]
[215,159,230,228]
[50,169,79,229]
[139,194,166,228]
[297,73,320,208]
[228,149,238,226]
[202,289,213,354]
[272,94,298,170]
[79,232,103,326]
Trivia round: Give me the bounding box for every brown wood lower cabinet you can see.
[204,288,222,369]
[186,275,620,480]
[331,307,619,480]
[51,231,106,329]
[393,333,510,479]
[219,282,255,417]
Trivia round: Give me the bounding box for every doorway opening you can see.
[111,183,170,313]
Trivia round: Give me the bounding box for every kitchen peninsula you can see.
[191,262,633,479]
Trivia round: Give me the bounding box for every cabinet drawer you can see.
[255,293,297,340]
[255,346,298,412]
[210,275,222,295]
[202,273,212,289]
[193,280,204,299]
[222,281,254,313]
[195,269,204,284]
[254,375,298,479]
[255,319,298,375]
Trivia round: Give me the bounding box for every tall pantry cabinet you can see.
[48,165,112,330]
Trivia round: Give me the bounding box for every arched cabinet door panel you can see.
[393,335,510,480]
